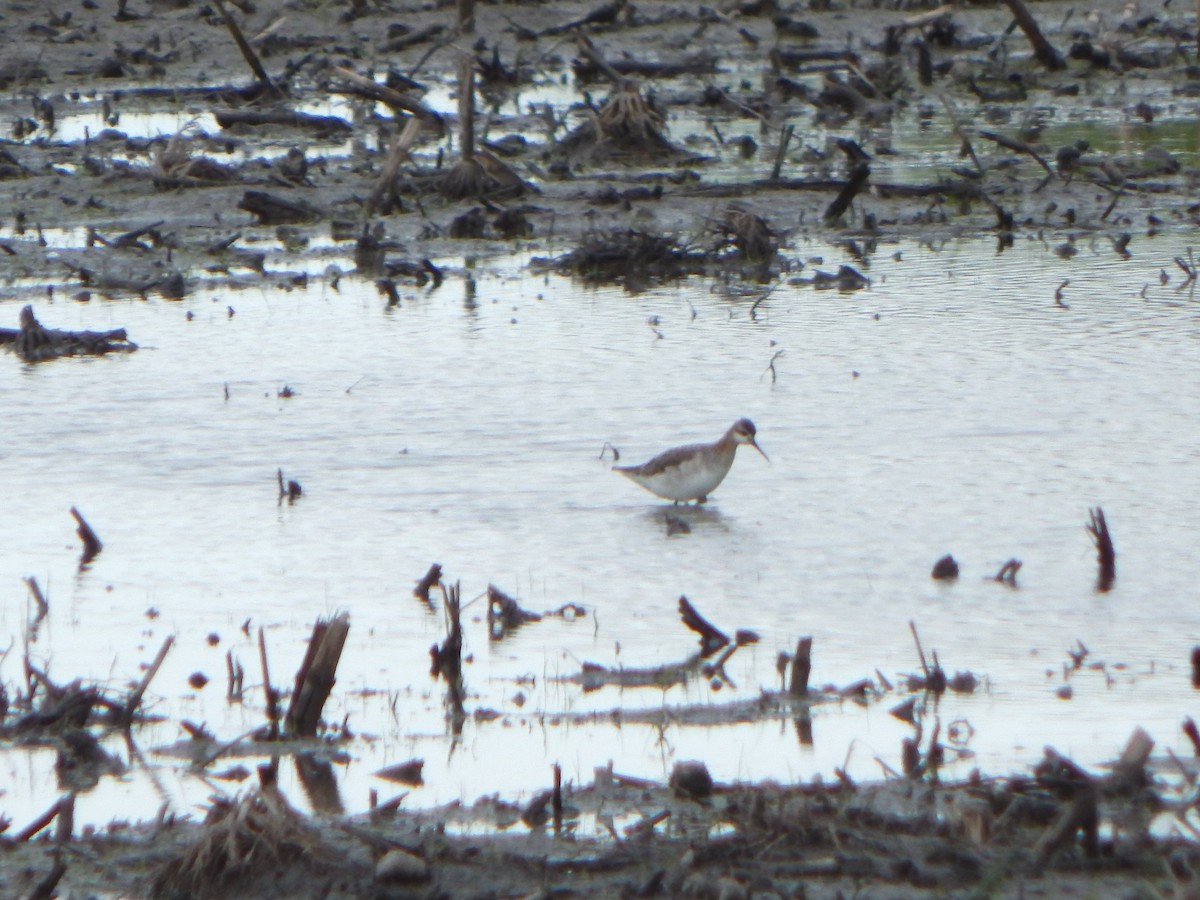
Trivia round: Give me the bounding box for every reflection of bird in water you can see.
[613,419,768,504]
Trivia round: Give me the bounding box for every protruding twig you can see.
[678,596,729,656]
[1086,507,1116,591]
[210,0,282,97]
[1002,0,1066,71]
[992,559,1022,586]
[259,627,280,740]
[225,650,244,702]
[24,576,48,617]
[69,507,103,564]
[120,636,174,728]
[770,123,795,181]
[431,582,466,725]
[789,636,812,696]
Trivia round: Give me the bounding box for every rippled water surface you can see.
[3,235,1200,825]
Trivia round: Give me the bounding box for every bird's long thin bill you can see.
[751,441,770,462]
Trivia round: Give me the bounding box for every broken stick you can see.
[285,613,351,737]
[69,507,103,563]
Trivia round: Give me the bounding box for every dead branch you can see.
[678,595,730,656]
[1002,0,1066,71]
[1086,507,1116,591]
[210,0,282,97]
[284,613,350,737]
[120,635,174,728]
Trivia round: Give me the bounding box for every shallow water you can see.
[3,234,1200,827]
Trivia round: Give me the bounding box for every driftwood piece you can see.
[285,613,350,737]
[572,656,699,692]
[328,65,441,126]
[1003,0,1066,71]
[0,306,138,363]
[213,108,351,137]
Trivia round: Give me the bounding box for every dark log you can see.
[213,108,351,137]
[789,636,812,696]
[285,613,350,737]
[24,858,67,900]
[1002,0,1066,71]
[329,66,442,126]
[3,306,137,362]
[823,162,870,224]
[457,0,475,33]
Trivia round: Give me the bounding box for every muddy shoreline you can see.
[0,0,1196,302]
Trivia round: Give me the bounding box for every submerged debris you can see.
[546,228,705,286]
[0,305,137,362]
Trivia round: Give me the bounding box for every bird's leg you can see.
[696,495,708,505]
